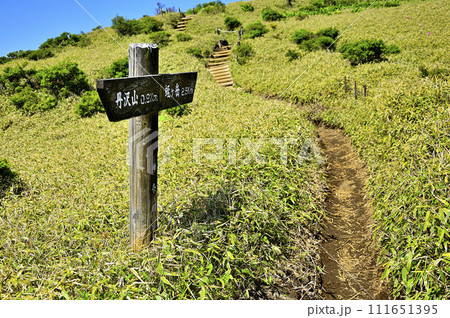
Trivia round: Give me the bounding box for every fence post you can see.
[354,80,357,99]
[160,8,163,19]
[129,44,159,249]
[216,27,219,35]
[363,85,367,97]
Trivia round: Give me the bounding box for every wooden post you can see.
[129,44,159,249]
[344,77,348,94]
[160,8,163,19]
[179,7,181,16]
[216,27,219,35]
[354,80,357,99]
[363,85,367,97]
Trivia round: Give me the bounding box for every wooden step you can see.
[209,72,232,78]
[208,66,230,72]
[176,28,186,31]
[209,56,230,62]
[208,62,228,67]
[214,49,232,55]
[219,81,234,87]
[213,52,231,57]
[212,73,232,80]
[209,70,231,76]
[207,63,230,71]
[208,68,230,73]
[181,16,194,21]
[216,78,233,85]
[209,70,230,76]
[213,55,231,59]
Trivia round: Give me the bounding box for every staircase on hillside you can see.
[175,16,194,32]
[207,45,234,87]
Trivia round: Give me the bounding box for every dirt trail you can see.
[318,125,389,300]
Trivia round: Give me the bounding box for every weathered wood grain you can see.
[128,43,159,249]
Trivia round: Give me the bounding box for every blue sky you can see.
[0,0,235,57]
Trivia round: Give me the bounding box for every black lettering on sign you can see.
[96,72,197,122]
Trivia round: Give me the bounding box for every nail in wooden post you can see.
[363,84,367,97]
[354,80,357,99]
[129,44,159,249]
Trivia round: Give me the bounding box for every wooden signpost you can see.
[96,43,197,248]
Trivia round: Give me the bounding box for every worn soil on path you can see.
[318,125,389,300]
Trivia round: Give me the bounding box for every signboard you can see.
[96,72,197,122]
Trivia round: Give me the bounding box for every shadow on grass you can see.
[0,160,27,203]
[176,183,243,228]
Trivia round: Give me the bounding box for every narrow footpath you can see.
[205,54,389,299]
[318,125,389,300]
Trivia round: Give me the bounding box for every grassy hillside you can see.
[229,0,449,299]
[0,0,448,299]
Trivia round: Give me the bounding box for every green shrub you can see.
[164,104,191,117]
[0,56,10,65]
[166,14,182,29]
[292,29,314,45]
[241,4,255,12]
[75,91,105,118]
[27,49,54,61]
[285,49,300,61]
[10,86,57,114]
[339,39,398,65]
[36,61,90,96]
[0,63,38,92]
[244,21,269,39]
[234,43,255,65]
[261,8,284,21]
[385,44,401,55]
[105,57,129,78]
[141,16,164,34]
[316,27,339,40]
[224,17,242,31]
[187,48,203,59]
[300,36,336,51]
[3,48,54,62]
[39,32,89,49]
[111,15,143,36]
[201,1,226,14]
[186,1,226,15]
[148,31,172,47]
[176,33,193,42]
[296,12,308,20]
